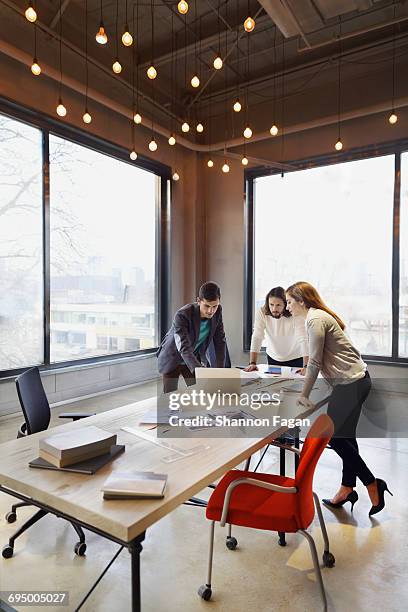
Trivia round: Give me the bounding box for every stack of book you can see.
[101,471,168,500]
[39,426,117,468]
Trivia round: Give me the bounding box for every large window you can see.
[0,103,169,375]
[0,114,43,371]
[49,136,157,362]
[247,149,407,362]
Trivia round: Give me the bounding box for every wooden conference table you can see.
[0,375,328,611]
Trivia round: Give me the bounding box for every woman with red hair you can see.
[286,281,392,517]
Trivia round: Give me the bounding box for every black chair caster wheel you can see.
[198,585,212,601]
[226,536,238,550]
[2,545,14,559]
[5,512,17,524]
[74,542,87,556]
[323,551,335,567]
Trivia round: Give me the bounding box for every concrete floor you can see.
[0,381,406,612]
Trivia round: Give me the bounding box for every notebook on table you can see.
[39,426,117,468]
[29,444,125,475]
[101,471,168,499]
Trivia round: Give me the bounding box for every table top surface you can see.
[0,379,323,543]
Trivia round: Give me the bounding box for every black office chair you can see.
[2,367,95,559]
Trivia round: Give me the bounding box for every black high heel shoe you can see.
[322,490,358,512]
[369,478,393,517]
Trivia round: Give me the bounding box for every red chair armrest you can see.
[220,476,297,526]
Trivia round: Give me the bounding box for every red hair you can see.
[286,282,345,330]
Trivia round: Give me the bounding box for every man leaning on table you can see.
[157,281,226,393]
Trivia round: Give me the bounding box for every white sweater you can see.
[250,308,307,362]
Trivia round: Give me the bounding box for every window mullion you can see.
[392,152,401,359]
[43,129,51,366]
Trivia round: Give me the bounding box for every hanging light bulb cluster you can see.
[25,2,41,75]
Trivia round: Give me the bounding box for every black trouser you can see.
[267,354,303,368]
[162,364,196,394]
[327,371,375,487]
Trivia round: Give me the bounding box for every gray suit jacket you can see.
[157,303,226,375]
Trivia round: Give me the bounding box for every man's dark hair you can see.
[198,281,221,301]
[263,286,291,317]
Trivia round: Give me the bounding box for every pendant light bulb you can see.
[244,16,255,33]
[82,111,92,124]
[213,56,223,70]
[133,113,142,124]
[172,172,180,181]
[31,59,41,76]
[222,162,230,174]
[112,60,122,74]
[270,124,279,136]
[181,122,190,133]
[233,99,242,112]
[130,150,138,160]
[196,123,204,133]
[96,23,108,44]
[147,65,157,80]
[25,3,37,23]
[335,138,343,151]
[388,112,398,125]
[149,139,158,152]
[56,99,67,117]
[243,126,252,139]
[122,29,133,47]
[207,159,214,168]
[168,135,176,146]
[241,156,249,166]
[177,1,188,15]
[191,75,200,88]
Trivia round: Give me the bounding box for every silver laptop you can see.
[195,367,241,395]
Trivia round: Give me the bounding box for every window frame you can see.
[244,138,408,365]
[0,95,171,377]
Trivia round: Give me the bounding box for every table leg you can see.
[278,447,286,546]
[129,532,146,612]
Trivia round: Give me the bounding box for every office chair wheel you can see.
[2,545,14,559]
[74,542,87,556]
[323,551,335,568]
[278,534,287,547]
[5,511,17,524]
[226,536,238,550]
[198,585,212,601]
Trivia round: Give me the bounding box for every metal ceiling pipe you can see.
[298,14,408,52]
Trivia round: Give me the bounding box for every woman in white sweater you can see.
[286,281,392,517]
[245,286,308,371]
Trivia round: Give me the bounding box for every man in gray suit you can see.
[157,282,226,393]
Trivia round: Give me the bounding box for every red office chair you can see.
[198,414,335,610]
